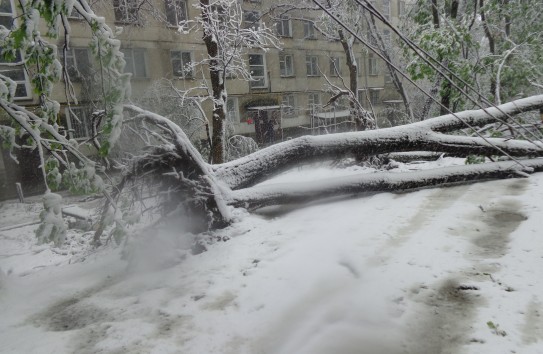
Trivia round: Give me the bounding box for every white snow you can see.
[1,163,543,353]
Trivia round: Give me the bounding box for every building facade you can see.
[0,0,406,198]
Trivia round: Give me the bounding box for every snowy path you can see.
[1,173,543,353]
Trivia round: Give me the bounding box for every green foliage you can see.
[465,155,486,165]
[486,321,507,336]
[45,157,62,191]
[62,162,104,195]
[403,0,543,108]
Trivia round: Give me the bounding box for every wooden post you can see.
[15,182,24,203]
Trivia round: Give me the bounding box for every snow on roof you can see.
[313,109,351,119]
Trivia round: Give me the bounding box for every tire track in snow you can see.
[404,178,530,353]
[367,185,469,266]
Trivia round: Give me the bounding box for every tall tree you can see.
[192,0,279,163]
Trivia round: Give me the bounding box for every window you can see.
[368,54,378,76]
[64,47,91,80]
[65,106,94,139]
[165,0,187,27]
[306,55,319,76]
[399,1,406,16]
[368,32,377,47]
[383,0,390,21]
[226,97,239,123]
[243,10,260,30]
[282,94,295,117]
[249,54,266,88]
[369,89,380,105]
[0,0,14,28]
[121,48,147,78]
[383,29,391,45]
[279,54,294,77]
[356,57,362,77]
[171,50,193,78]
[357,89,366,106]
[385,70,393,84]
[329,56,341,76]
[303,20,315,39]
[68,6,83,19]
[308,92,320,108]
[276,15,291,37]
[0,2,31,100]
[113,0,140,23]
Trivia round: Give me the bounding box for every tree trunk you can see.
[214,95,543,189]
[229,158,543,210]
[201,0,226,164]
[338,29,372,131]
[480,0,497,102]
[113,96,543,232]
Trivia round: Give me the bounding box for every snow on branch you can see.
[214,95,543,189]
[229,158,543,210]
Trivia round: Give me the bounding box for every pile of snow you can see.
[1,160,542,353]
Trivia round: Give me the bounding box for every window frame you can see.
[279,53,294,77]
[165,0,188,27]
[308,92,321,109]
[306,55,319,77]
[369,89,381,106]
[0,0,14,28]
[357,89,366,106]
[383,0,391,21]
[0,0,32,100]
[329,56,341,77]
[276,15,292,37]
[282,94,296,117]
[63,47,91,81]
[383,29,391,45]
[65,106,93,140]
[113,0,141,24]
[248,53,267,89]
[243,10,261,31]
[121,48,148,78]
[303,20,316,39]
[368,54,378,76]
[356,57,363,77]
[226,97,240,123]
[171,50,193,79]
[67,6,83,19]
[399,0,406,16]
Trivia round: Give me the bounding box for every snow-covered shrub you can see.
[35,192,67,246]
[62,161,104,195]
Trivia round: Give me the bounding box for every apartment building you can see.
[0,0,406,198]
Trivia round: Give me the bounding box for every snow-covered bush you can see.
[35,192,67,246]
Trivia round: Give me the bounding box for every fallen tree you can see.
[103,95,543,236]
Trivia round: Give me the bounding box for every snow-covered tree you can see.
[173,0,280,164]
[2,0,543,246]
[0,0,128,244]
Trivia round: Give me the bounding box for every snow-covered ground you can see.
[1,160,543,354]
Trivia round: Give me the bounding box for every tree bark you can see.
[480,0,497,102]
[229,158,543,210]
[338,29,373,131]
[115,96,543,231]
[213,95,543,189]
[201,0,227,164]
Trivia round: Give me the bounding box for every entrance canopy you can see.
[247,105,282,111]
[313,109,350,119]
